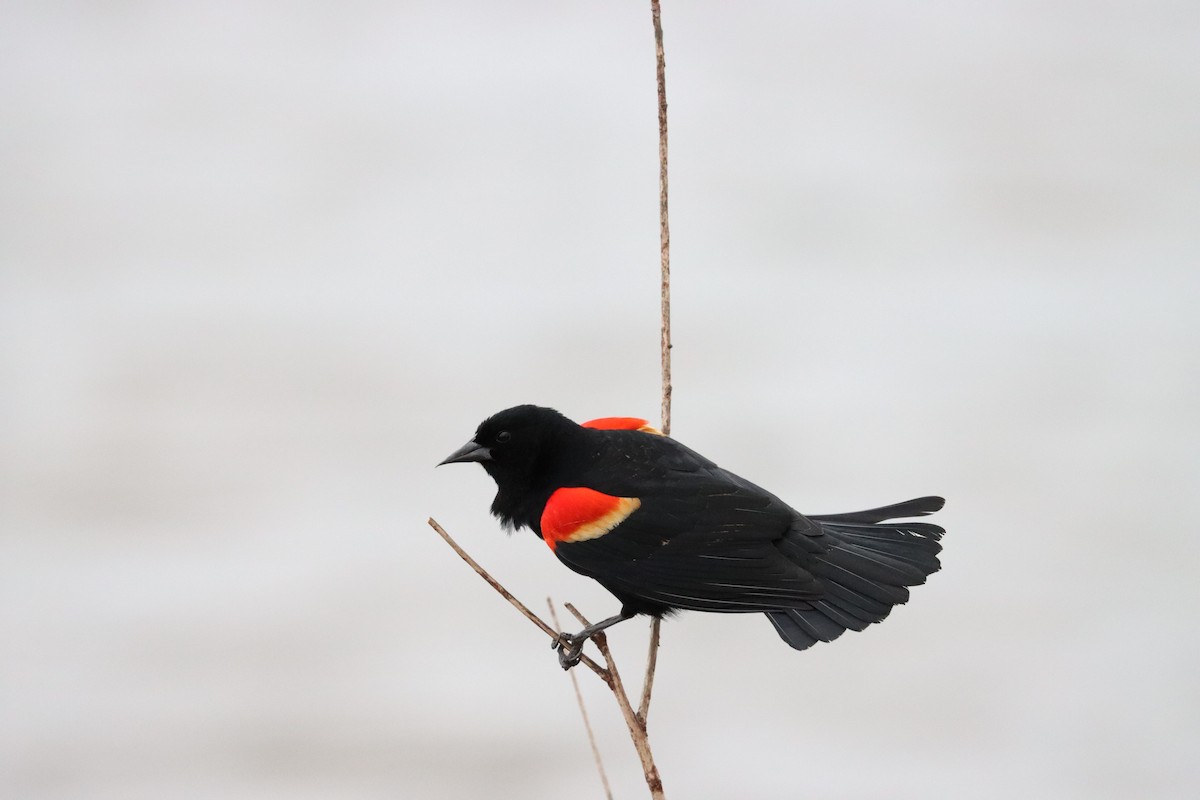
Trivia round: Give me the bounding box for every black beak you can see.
[438,440,492,466]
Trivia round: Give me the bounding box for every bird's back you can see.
[550,429,945,649]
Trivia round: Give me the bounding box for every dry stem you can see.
[653,0,672,440]
[567,604,666,800]
[638,617,661,725]
[548,599,614,800]
[426,518,607,680]
[428,517,665,796]
[645,0,670,743]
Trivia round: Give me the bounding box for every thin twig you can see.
[426,517,608,680]
[549,599,614,800]
[653,0,671,439]
[567,604,665,800]
[637,617,661,725]
[644,0,671,742]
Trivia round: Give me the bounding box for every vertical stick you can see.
[637,615,661,725]
[642,0,671,744]
[653,0,671,439]
[644,0,671,737]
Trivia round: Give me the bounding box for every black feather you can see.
[448,405,946,655]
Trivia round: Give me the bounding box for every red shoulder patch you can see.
[581,417,663,435]
[541,487,641,551]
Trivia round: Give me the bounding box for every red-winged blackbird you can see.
[440,405,944,669]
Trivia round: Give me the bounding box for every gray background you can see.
[3,2,1198,798]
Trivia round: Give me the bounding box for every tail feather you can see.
[803,556,911,607]
[819,542,930,584]
[766,607,847,650]
[766,611,819,650]
[768,496,944,652]
[810,599,872,632]
[822,580,894,618]
[809,495,945,525]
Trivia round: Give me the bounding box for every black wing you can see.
[553,432,823,613]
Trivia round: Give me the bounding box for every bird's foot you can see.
[551,632,586,670]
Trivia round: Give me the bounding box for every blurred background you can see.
[3,1,1198,798]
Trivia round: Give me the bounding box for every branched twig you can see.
[427,517,664,796]
[567,604,666,800]
[548,599,614,800]
[426,518,607,680]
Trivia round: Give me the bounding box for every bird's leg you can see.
[552,611,632,670]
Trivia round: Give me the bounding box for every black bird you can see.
[441,405,944,668]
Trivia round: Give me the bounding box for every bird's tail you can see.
[766,496,944,651]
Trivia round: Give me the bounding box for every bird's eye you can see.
[495,431,512,443]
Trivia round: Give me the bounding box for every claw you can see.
[548,612,631,671]
[552,632,586,670]
[558,639,584,670]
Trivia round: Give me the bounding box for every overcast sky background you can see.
[3,2,1198,798]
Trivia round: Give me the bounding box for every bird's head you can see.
[439,404,579,491]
